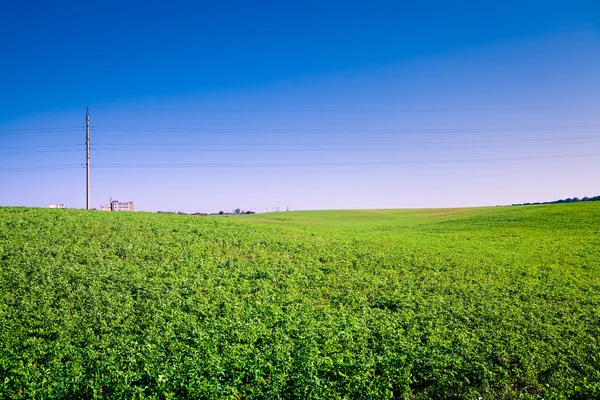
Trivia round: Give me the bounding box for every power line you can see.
[90,124,600,134]
[3,123,597,137]
[90,104,600,112]
[91,153,600,169]
[0,165,83,172]
[0,149,83,155]
[3,150,597,172]
[0,127,83,135]
[2,133,598,153]
[90,135,600,148]
[92,136,600,148]
[87,140,600,153]
[0,144,84,150]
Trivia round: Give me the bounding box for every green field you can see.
[1,203,599,399]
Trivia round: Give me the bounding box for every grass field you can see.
[1,203,599,399]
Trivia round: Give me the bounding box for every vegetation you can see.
[1,203,599,399]
[511,194,600,206]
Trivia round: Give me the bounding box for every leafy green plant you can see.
[0,203,598,398]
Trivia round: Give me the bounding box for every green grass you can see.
[228,208,483,230]
[1,203,599,398]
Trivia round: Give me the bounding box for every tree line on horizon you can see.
[513,195,600,206]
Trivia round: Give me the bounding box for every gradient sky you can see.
[1,1,599,212]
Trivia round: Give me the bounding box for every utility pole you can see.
[86,107,91,210]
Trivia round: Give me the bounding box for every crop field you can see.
[1,203,599,399]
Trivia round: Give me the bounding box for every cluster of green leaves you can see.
[0,203,599,399]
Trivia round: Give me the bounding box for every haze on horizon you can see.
[1,1,599,213]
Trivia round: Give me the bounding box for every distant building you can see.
[101,199,134,211]
[110,200,134,212]
[49,204,65,209]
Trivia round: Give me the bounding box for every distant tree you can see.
[234,208,241,214]
[513,195,600,206]
[219,211,224,215]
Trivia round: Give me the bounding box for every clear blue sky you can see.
[1,1,599,212]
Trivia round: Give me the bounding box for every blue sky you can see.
[1,1,599,212]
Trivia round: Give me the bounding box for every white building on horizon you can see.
[101,199,135,212]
